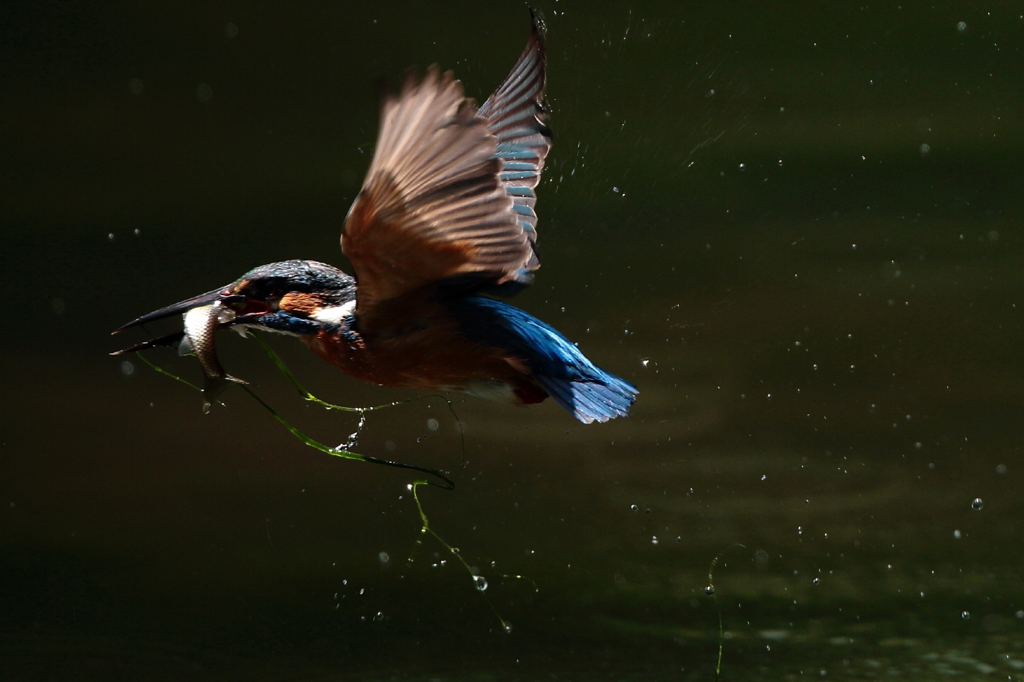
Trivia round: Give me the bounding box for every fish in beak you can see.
[112,260,353,411]
[112,285,248,411]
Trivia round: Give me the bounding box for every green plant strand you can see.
[138,353,200,391]
[241,386,454,488]
[139,343,535,628]
[135,353,453,488]
[408,481,537,632]
[248,330,468,478]
[706,543,746,682]
[248,331,398,413]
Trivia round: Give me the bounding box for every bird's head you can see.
[113,259,357,342]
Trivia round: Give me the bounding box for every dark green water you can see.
[3,2,1023,680]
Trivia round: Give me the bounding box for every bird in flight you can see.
[114,17,637,423]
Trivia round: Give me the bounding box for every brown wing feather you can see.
[477,17,551,245]
[342,67,533,317]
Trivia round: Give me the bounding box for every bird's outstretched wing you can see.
[478,16,550,252]
[342,21,549,319]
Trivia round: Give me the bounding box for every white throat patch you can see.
[312,300,356,326]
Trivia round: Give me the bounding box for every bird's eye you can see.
[240,279,285,302]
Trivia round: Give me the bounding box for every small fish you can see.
[180,301,246,412]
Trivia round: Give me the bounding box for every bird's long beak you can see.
[111,285,233,335]
[109,330,187,356]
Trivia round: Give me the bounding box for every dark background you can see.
[2,1,1022,680]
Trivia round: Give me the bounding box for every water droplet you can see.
[651,536,658,545]
[971,498,983,511]
[920,143,931,156]
[378,551,390,566]
[502,622,513,634]
[961,610,970,619]
[339,411,368,450]
[225,22,239,38]
[630,504,639,511]
[705,585,715,596]
[426,418,439,432]
[953,529,962,539]
[473,575,488,591]
[812,578,820,585]
[120,360,135,377]
[373,611,384,621]
[957,21,967,33]
[995,464,1007,475]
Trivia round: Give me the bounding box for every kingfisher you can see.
[113,17,637,424]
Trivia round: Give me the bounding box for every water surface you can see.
[2,2,1023,680]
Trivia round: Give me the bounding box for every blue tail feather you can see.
[454,297,638,423]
